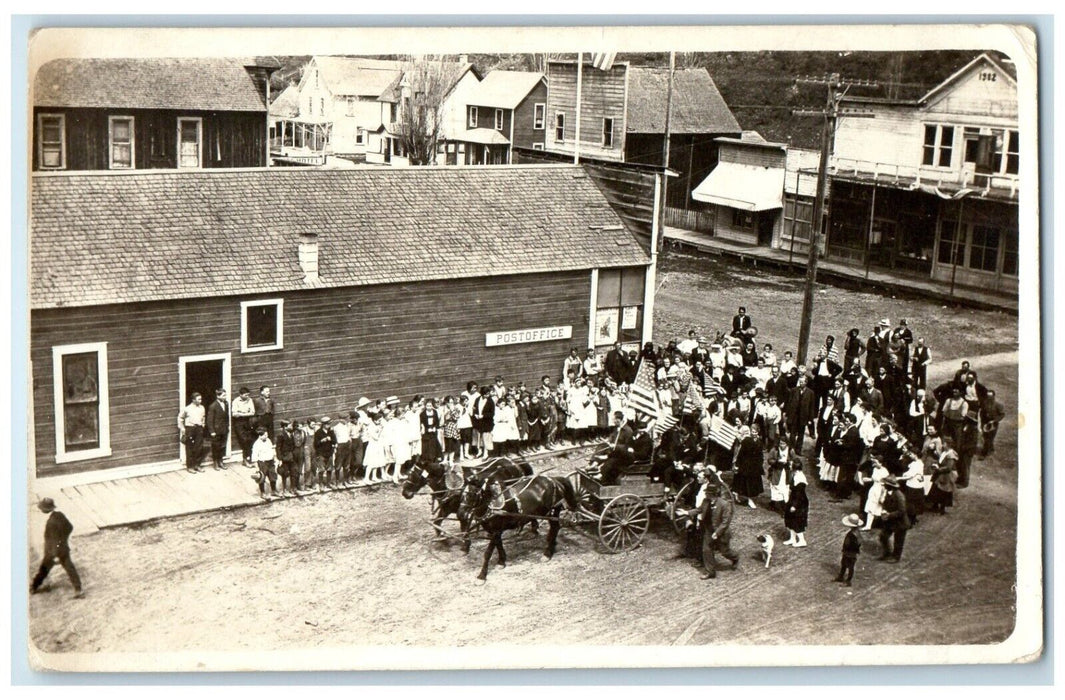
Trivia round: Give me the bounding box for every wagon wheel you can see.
[667,480,698,534]
[598,494,650,553]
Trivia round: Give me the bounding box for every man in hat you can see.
[231,386,256,466]
[956,412,981,488]
[251,426,280,499]
[891,319,914,373]
[313,417,336,490]
[980,389,1006,457]
[333,413,353,486]
[582,348,602,384]
[690,337,710,367]
[275,419,299,496]
[911,338,932,391]
[31,497,83,599]
[604,341,628,386]
[596,410,635,485]
[206,388,230,470]
[865,324,884,375]
[253,385,276,440]
[178,392,206,473]
[351,401,371,479]
[877,476,911,562]
[701,480,740,579]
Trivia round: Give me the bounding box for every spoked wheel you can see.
[571,474,600,519]
[598,494,650,553]
[667,480,698,534]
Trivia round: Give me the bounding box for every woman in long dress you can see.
[863,460,891,531]
[385,407,411,484]
[783,469,809,547]
[766,437,793,512]
[927,437,958,514]
[731,425,764,509]
[420,399,443,464]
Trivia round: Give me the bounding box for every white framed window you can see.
[52,342,111,464]
[922,124,955,169]
[602,117,614,148]
[532,142,545,150]
[346,97,356,117]
[555,112,565,142]
[355,128,366,145]
[469,106,478,128]
[177,117,203,169]
[495,109,504,130]
[241,299,284,353]
[533,103,545,130]
[37,113,66,170]
[108,115,135,169]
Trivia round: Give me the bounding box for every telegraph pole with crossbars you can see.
[792,73,876,365]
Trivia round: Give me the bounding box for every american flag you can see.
[627,359,660,418]
[709,419,740,450]
[819,342,840,363]
[592,52,617,71]
[682,377,704,415]
[703,376,726,397]
[653,409,679,439]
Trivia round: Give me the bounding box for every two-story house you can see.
[294,55,480,164]
[828,52,1019,293]
[543,60,741,213]
[444,70,547,165]
[32,57,274,171]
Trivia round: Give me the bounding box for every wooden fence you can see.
[664,206,715,233]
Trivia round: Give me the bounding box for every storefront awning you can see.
[692,161,785,211]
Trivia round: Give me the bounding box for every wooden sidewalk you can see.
[664,226,1018,314]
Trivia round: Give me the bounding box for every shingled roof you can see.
[626,67,741,135]
[468,70,545,109]
[34,58,268,112]
[30,166,648,309]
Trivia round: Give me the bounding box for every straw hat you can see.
[356,397,372,409]
[841,513,863,528]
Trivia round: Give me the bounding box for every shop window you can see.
[968,225,1001,273]
[922,124,954,168]
[241,299,284,353]
[37,114,66,169]
[1001,228,1019,276]
[938,219,965,266]
[783,195,812,241]
[108,116,135,169]
[595,268,645,347]
[732,210,756,230]
[52,342,111,463]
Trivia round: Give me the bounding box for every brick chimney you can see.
[298,232,319,283]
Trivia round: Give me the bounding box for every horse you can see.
[402,456,533,552]
[461,474,578,582]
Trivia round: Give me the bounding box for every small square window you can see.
[241,299,284,352]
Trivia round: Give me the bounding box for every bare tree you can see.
[392,57,457,166]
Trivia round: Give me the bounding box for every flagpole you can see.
[575,52,583,164]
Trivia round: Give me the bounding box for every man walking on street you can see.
[980,389,1006,457]
[178,392,206,473]
[30,497,83,599]
[701,482,740,579]
[206,388,230,470]
[878,477,911,562]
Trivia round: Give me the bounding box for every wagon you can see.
[567,464,696,553]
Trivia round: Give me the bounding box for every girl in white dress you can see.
[361,414,387,484]
[863,460,891,530]
[492,397,519,455]
[384,407,411,484]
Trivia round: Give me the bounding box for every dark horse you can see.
[462,474,578,582]
[401,456,533,553]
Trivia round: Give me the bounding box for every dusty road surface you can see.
[29,360,1018,655]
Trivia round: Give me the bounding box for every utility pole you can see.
[792,73,876,364]
[657,51,675,253]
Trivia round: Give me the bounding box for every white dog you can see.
[756,534,774,568]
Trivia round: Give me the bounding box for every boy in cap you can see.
[251,426,280,499]
[275,419,299,496]
[31,497,83,598]
[313,417,336,491]
[835,514,863,586]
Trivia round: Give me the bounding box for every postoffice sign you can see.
[485,325,573,347]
